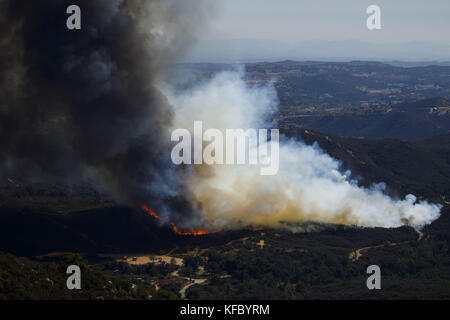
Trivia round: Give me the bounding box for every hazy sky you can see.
[202,0,450,44]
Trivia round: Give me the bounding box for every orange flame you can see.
[141,204,220,236]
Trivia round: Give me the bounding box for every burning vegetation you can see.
[141,204,220,236]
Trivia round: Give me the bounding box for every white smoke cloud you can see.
[162,71,441,229]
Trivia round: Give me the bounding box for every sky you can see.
[203,0,450,44]
[184,0,450,61]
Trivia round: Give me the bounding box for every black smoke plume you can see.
[0,0,209,216]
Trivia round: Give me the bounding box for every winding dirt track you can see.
[170,270,207,299]
[350,229,424,261]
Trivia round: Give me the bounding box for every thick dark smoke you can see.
[0,0,209,214]
[2,1,440,232]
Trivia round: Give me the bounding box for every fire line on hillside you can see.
[141,204,221,236]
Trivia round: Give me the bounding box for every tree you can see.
[152,290,180,300]
[0,271,12,293]
[62,253,88,270]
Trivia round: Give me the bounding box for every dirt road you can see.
[170,270,207,299]
[350,228,424,261]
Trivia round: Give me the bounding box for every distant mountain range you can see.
[185,39,450,63]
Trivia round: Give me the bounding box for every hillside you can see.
[176,61,450,109]
[277,98,450,141]
[0,122,449,300]
[1,130,448,256]
[282,129,450,202]
[175,61,450,141]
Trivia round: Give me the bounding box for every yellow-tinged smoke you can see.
[162,72,441,230]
